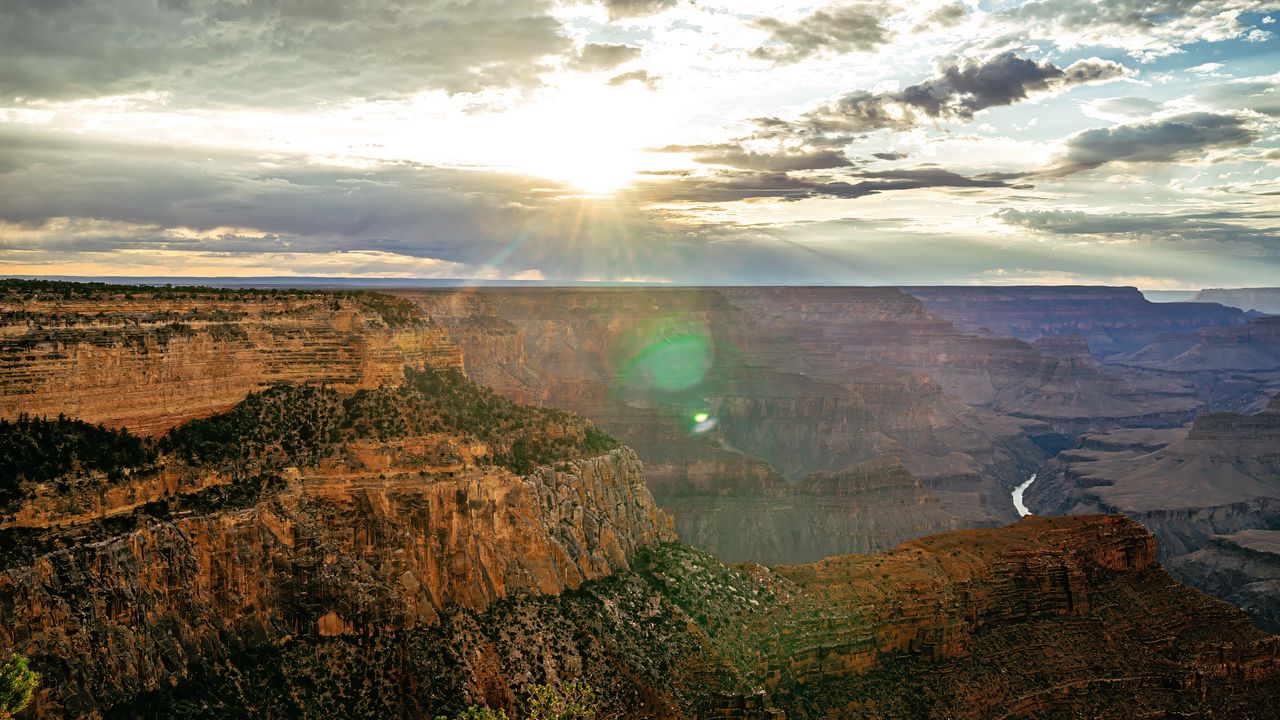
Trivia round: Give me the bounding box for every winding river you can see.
[1012,474,1037,517]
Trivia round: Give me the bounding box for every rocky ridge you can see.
[97,516,1280,719]
[0,281,462,435]
[0,369,672,718]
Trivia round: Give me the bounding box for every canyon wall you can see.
[0,284,462,435]
[399,287,1050,563]
[903,285,1246,356]
[1,443,672,717]
[1195,287,1280,315]
[99,515,1280,719]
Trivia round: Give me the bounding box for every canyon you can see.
[3,280,1279,719]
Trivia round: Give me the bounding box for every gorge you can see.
[2,280,1279,719]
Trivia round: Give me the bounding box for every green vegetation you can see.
[434,682,597,720]
[0,414,156,508]
[0,653,39,718]
[162,367,617,477]
[523,681,597,720]
[0,279,427,328]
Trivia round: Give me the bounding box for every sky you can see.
[1,0,1278,288]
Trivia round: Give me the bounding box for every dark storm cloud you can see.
[0,0,572,106]
[755,52,1128,143]
[1057,112,1260,172]
[570,43,643,71]
[871,152,908,160]
[627,166,1011,203]
[995,207,1279,254]
[655,143,854,171]
[750,3,895,63]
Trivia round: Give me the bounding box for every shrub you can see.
[0,653,39,718]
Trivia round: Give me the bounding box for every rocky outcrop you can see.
[1195,287,1280,315]
[670,458,964,564]
[1029,398,1280,552]
[397,287,1048,562]
[0,445,673,718]
[720,286,1201,437]
[1111,316,1280,372]
[904,285,1246,356]
[0,284,462,435]
[97,516,1280,719]
[1171,530,1280,633]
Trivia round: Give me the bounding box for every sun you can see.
[500,81,657,195]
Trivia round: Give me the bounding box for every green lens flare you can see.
[625,333,712,392]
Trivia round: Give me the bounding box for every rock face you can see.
[670,457,964,564]
[1171,530,1280,633]
[399,287,1051,562]
[903,285,1247,356]
[722,287,1200,437]
[1111,316,1280,373]
[1195,287,1280,315]
[2,427,672,717]
[1028,396,1280,554]
[96,516,1280,719]
[0,283,462,435]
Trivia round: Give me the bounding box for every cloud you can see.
[627,166,1011,203]
[655,143,854,171]
[607,69,661,89]
[914,2,968,30]
[570,43,643,71]
[1056,112,1260,172]
[751,3,895,63]
[599,0,679,20]
[756,52,1128,142]
[994,207,1279,254]
[1080,96,1162,122]
[993,0,1277,60]
[0,0,573,106]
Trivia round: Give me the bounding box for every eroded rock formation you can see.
[0,283,462,435]
[903,285,1246,356]
[95,516,1280,719]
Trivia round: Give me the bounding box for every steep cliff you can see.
[1027,395,1280,557]
[1111,316,1280,373]
[1195,287,1280,315]
[904,285,1247,356]
[670,457,964,564]
[1171,530,1280,633]
[0,370,673,718]
[96,516,1280,719]
[399,287,1046,562]
[724,287,1201,436]
[0,281,462,435]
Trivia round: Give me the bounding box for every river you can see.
[1012,474,1037,517]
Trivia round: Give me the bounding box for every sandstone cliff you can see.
[1027,395,1280,556]
[95,516,1280,719]
[0,368,673,718]
[0,282,462,435]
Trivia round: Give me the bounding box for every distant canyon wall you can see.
[0,287,462,435]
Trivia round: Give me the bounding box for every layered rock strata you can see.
[0,283,461,435]
[98,516,1280,719]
